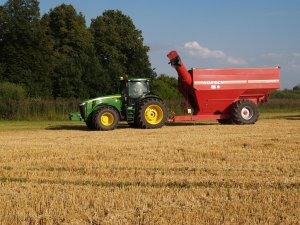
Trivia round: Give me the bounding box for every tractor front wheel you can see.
[136,98,167,129]
[92,106,119,131]
[231,99,259,125]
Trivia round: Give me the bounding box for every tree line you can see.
[0,0,157,98]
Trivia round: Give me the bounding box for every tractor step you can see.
[126,106,135,123]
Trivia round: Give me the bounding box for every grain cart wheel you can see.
[217,119,233,125]
[136,98,167,129]
[92,106,119,131]
[232,99,259,125]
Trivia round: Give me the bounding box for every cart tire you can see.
[92,106,119,131]
[217,119,233,125]
[136,98,167,129]
[232,99,259,125]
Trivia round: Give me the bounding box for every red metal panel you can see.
[168,114,231,122]
[192,67,280,91]
[191,67,280,115]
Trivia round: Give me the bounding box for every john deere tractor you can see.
[69,77,167,131]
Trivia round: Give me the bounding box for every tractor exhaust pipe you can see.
[167,50,192,86]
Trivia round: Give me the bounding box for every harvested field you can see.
[0,115,299,224]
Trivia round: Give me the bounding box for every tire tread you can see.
[135,98,167,129]
[231,99,259,125]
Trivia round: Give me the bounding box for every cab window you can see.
[128,81,148,98]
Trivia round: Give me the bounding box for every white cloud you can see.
[261,53,284,59]
[227,57,246,65]
[293,53,300,57]
[261,52,300,77]
[261,52,300,68]
[291,59,300,70]
[184,41,246,65]
[184,41,225,59]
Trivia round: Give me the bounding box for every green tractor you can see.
[69,77,168,131]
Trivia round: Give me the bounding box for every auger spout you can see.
[167,50,193,86]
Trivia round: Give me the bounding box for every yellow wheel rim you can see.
[101,112,114,126]
[144,105,164,125]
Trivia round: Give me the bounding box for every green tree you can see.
[0,0,53,97]
[0,82,27,119]
[151,74,184,115]
[152,74,181,100]
[90,10,155,94]
[293,84,300,92]
[41,4,104,98]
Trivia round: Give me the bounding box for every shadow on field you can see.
[46,123,130,131]
[46,125,89,131]
[274,115,300,120]
[166,122,217,127]
[45,121,221,131]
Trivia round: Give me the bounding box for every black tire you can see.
[128,121,138,128]
[217,119,233,125]
[92,106,119,131]
[231,99,259,125]
[135,98,167,129]
[85,120,95,130]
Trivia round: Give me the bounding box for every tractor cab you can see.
[118,77,167,129]
[120,78,151,103]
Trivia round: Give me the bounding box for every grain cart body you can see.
[167,50,280,124]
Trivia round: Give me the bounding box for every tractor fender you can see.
[135,95,165,109]
[92,103,122,119]
[137,95,164,104]
[135,95,166,109]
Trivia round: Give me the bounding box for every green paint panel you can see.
[69,112,83,121]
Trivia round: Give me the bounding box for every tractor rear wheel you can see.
[231,99,259,125]
[128,121,139,128]
[136,98,167,129]
[92,106,119,131]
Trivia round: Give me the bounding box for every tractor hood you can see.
[84,95,122,104]
[77,94,123,121]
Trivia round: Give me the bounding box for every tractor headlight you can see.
[79,102,87,118]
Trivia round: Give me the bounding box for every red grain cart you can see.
[167,50,280,124]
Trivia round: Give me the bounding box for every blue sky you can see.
[2,0,300,89]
